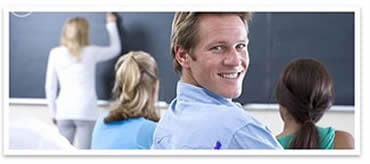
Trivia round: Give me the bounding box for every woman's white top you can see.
[45,22,121,121]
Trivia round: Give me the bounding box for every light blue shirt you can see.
[152,81,282,149]
[91,111,156,149]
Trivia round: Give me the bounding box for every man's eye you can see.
[211,46,224,52]
[236,43,246,49]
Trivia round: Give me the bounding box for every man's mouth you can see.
[218,71,242,79]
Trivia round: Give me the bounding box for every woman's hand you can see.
[106,12,117,23]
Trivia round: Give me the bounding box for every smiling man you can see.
[152,12,282,149]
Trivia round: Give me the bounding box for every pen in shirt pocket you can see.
[214,141,222,149]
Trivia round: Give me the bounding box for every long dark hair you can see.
[275,58,335,149]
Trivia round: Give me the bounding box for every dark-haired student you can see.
[275,58,354,149]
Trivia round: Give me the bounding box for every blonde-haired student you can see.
[91,51,160,149]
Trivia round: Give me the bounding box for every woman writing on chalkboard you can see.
[91,51,160,149]
[275,58,354,149]
[45,12,121,149]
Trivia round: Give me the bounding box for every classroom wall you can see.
[8,103,355,137]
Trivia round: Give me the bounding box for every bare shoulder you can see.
[334,130,354,149]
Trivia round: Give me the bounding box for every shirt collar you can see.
[176,81,235,106]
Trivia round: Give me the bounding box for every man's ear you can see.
[175,45,190,69]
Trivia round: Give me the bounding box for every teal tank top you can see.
[277,126,335,149]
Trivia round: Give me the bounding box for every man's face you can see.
[182,14,249,98]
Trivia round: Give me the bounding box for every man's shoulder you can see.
[211,104,255,121]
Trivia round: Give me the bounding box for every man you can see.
[152,12,282,149]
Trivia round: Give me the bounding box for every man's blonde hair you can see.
[104,51,160,123]
[60,17,90,61]
[170,12,252,73]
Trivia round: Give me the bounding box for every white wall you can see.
[8,103,355,137]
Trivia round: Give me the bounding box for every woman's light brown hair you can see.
[60,17,90,61]
[104,51,160,123]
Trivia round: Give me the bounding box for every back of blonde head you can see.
[60,17,90,61]
[104,51,160,123]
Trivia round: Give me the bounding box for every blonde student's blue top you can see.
[91,111,156,149]
[277,126,335,149]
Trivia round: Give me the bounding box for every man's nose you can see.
[223,49,242,66]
